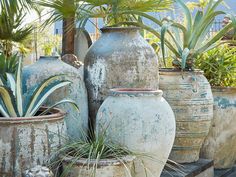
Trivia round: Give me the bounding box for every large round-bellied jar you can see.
[23,56,88,140]
[0,107,66,177]
[96,89,175,177]
[159,69,213,163]
[201,87,236,169]
[84,27,159,128]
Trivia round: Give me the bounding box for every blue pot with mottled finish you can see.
[96,88,176,177]
[201,87,236,169]
[22,56,88,140]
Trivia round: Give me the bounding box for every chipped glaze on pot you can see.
[96,88,175,177]
[201,87,236,169]
[23,56,88,140]
[0,107,66,177]
[62,156,135,177]
[84,27,159,129]
[159,69,213,163]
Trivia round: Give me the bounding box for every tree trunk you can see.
[62,17,75,55]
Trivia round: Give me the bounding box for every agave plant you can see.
[0,57,79,117]
[121,0,236,70]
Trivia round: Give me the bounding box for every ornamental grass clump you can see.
[0,56,78,117]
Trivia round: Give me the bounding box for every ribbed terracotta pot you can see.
[0,107,66,177]
[23,56,88,140]
[96,88,175,177]
[62,156,135,177]
[159,69,213,163]
[201,87,236,169]
[84,27,159,130]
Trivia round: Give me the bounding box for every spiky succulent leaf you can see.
[6,73,16,95]
[39,99,79,116]
[0,86,18,117]
[25,79,71,117]
[15,57,23,116]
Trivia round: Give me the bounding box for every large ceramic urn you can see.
[23,56,88,140]
[84,27,159,130]
[201,87,236,169]
[96,89,176,177]
[159,69,213,163]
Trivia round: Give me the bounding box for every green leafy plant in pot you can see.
[196,44,236,169]
[0,56,79,176]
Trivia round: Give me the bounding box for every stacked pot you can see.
[84,27,176,176]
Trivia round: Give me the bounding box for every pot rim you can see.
[109,88,163,96]
[62,155,135,167]
[100,26,140,33]
[0,107,66,123]
[211,86,236,92]
[159,68,203,75]
[39,56,59,60]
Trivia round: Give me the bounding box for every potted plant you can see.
[0,57,79,176]
[123,0,236,163]
[49,132,136,177]
[196,44,236,169]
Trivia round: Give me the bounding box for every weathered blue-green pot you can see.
[159,69,213,163]
[201,87,236,169]
[84,27,159,131]
[96,88,175,177]
[0,107,66,177]
[23,56,88,140]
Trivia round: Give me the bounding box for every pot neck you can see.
[109,88,163,97]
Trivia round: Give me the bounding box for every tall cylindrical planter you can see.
[96,89,176,177]
[84,27,159,129]
[201,87,236,169]
[23,56,88,140]
[0,107,66,177]
[159,69,213,163]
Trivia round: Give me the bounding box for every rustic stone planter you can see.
[84,27,159,130]
[62,156,135,177]
[0,107,66,177]
[96,88,175,177]
[159,69,213,163]
[201,87,236,169]
[23,56,88,140]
